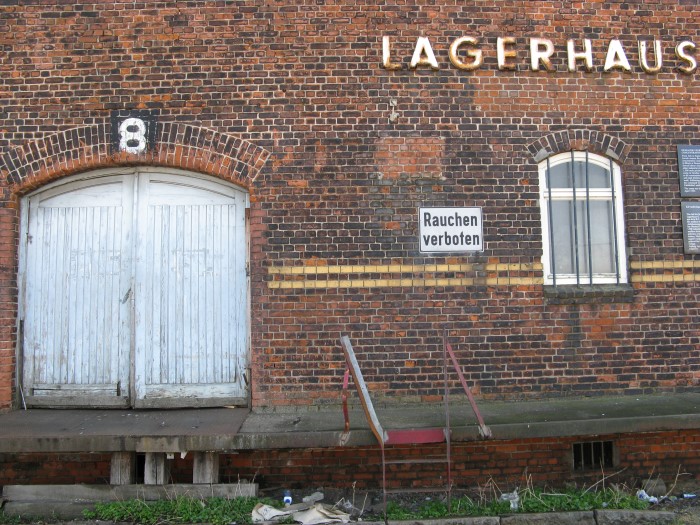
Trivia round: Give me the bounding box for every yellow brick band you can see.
[268,277,483,289]
[267,259,700,288]
[631,274,700,283]
[267,262,543,289]
[630,260,700,270]
[267,263,477,275]
[630,259,700,282]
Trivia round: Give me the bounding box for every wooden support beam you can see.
[340,335,386,444]
[110,452,136,485]
[193,452,219,484]
[144,452,169,485]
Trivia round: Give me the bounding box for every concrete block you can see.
[2,483,258,520]
[3,502,91,520]
[384,519,499,525]
[595,509,677,524]
[501,511,596,524]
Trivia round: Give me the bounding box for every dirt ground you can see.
[633,478,700,524]
[663,488,700,525]
[263,477,700,523]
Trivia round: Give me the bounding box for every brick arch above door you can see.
[1,122,271,196]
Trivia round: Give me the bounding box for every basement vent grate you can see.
[572,440,615,471]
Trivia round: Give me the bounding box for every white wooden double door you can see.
[20,168,249,408]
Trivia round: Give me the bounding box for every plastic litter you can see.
[283,490,293,506]
[643,478,667,497]
[293,504,351,525]
[500,490,520,510]
[253,504,291,522]
[683,493,697,499]
[252,503,351,525]
[636,489,659,504]
[303,492,325,504]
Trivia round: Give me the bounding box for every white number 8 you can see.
[118,117,147,154]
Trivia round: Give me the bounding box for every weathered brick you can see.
[0,0,699,486]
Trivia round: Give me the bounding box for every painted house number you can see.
[118,117,148,154]
[110,110,157,155]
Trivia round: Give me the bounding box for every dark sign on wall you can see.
[681,202,700,254]
[678,145,700,197]
[110,110,159,155]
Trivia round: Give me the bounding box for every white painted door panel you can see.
[21,169,249,408]
[22,177,133,407]
[134,173,248,407]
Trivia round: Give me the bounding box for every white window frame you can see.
[539,152,627,286]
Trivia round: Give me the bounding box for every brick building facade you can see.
[0,1,698,492]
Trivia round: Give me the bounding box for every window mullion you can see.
[546,157,556,286]
[585,151,593,285]
[609,158,621,284]
[570,151,580,285]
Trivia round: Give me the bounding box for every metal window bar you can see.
[570,151,580,285]
[609,158,621,284]
[442,330,452,512]
[546,158,556,286]
[573,440,614,470]
[585,152,593,284]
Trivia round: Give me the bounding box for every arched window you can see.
[539,152,627,286]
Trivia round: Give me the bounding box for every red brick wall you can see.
[0,453,111,485]
[219,431,700,490]
[2,431,698,489]
[0,206,17,409]
[1,1,699,412]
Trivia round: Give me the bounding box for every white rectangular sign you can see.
[419,207,483,253]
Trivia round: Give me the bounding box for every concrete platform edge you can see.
[0,393,698,453]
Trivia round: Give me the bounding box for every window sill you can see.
[543,284,634,305]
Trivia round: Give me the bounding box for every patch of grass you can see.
[83,496,279,525]
[451,495,511,517]
[384,485,648,521]
[0,514,24,525]
[517,487,649,514]
[384,500,415,520]
[76,485,650,525]
[415,499,449,519]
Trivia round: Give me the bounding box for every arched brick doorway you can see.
[20,167,249,408]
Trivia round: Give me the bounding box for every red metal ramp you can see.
[339,334,491,512]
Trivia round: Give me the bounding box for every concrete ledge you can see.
[0,393,698,453]
[3,502,92,520]
[595,509,677,524]
[3,483,258,519]
[358,511,677,525]
[0,408,249,453]
[501,512,595,524]
[0,511,676,525]
[236,393,700,450]
[381,519,500,525]
[4,483,258,501]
